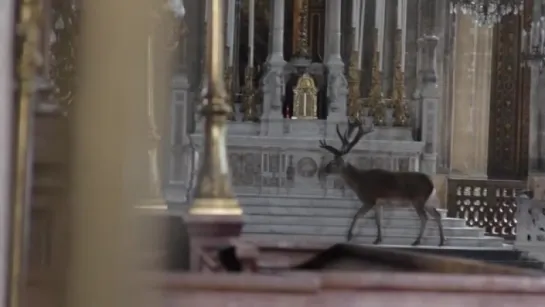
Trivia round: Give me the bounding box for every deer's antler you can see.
[340,119,367,154]
[319,140,342,156]
[320,119,371,156]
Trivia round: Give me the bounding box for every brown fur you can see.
[319,121,445,246]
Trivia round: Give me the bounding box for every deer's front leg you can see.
[346,203,374,242]
[372,205,382,245]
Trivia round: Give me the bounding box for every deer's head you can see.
[318,120,371,179]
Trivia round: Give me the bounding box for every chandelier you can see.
[522,16,545,71]
[450,0,524,26]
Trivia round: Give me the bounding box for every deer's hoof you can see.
[438,239,445,247]
[346,233,353,242]
[411,240,421,246]
[373,238,382,245]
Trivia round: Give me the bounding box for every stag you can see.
[318,120,445,246]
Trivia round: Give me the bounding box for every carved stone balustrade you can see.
[190,126,424,199]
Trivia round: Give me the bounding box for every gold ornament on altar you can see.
[347,47,363,121]
[242,66,258,122]
[369,29,385,125]
[292,73,318,119]
[392,29,410,126]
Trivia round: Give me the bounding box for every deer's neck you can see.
[340,163,361,191]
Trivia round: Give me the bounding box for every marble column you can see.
[419,35,440,175]
[260,0,286,135]
[449,14,492,177]
[326,0,348,125]
[269,0,286,65]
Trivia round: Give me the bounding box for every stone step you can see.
[243,234,505,247]
[243,205,449,219]
[243,224,484,238]
[244,214,468,228]
[239,196,445,211]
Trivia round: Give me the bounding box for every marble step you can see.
[243,234,505,248]
[239,196,434,210]
[237,195,434,209]
[243,205,449,220]
[244,214,468,228]
[243,223,484,238]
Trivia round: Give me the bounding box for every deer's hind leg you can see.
[425,207,445,246]
[411,200,428,246]
[346,202,375,242]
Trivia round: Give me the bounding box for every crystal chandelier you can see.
[450,0,524,26]
[522,16,545,72]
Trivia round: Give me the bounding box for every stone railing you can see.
[446,179,526,240]
[515,194,545,261]
[190,133,424,199]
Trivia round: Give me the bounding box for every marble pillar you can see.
[326,0,348,127]
[449,14,492,177]
[419,35,439,175]
[260,0,286,136]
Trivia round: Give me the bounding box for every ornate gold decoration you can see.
[347,47,363,120]
[242,65,258,121]
[369,29,385,125]
[191,0,242,215]
[292,73,318,119]
[224,64,235,120]
[51,0,79,115]
[11,1,43,306]
[293,0,310,58]
[392,29,409,126]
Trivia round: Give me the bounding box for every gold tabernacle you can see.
[292,73,318,119]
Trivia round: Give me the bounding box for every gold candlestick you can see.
[369,29,385,126]
[347,48,363,120]
[392,29,409,126]
[242,65,258,122]
[293,0,310,58]
[190,0,241,215]
[224,64,235,121]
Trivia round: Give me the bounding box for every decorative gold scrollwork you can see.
[50,0,79,115]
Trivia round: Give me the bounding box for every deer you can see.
[317,120,445,247]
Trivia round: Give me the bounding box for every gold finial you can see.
[242,65,259,121]
[191,0,242,216]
